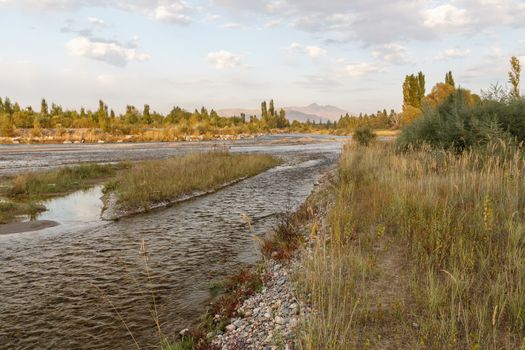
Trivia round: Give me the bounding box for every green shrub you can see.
[397,90,525,151]
[353,125,376,146]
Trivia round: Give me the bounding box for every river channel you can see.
[0,135,342,349]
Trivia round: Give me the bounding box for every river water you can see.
[0,136,342,349]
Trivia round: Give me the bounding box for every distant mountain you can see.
[217,103,348,123]
[285,103,348,121]
[283,109,332,123]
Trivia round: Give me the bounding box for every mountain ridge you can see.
[217,103,348,123]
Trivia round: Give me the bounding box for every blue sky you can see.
[0,0,524,114]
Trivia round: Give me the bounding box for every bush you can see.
[397,90,525,151]
[353,125,376,146]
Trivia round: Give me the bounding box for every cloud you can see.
[96,74,115,86]
[152,2,192,25]
[295,75,343,89]
[66,37,150,67]
[223,23,243,29]
[343,62,385,78]
[213,0,525,45]
[436,48,471,60]
[371,43,412,65]
[263,19,281,28]
[0,0,194,25]
[87,16,106,26]
[423,4,470,28]
[207,50,242,69]
[204,13,221,21]
[288,42,327,58]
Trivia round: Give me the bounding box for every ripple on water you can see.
[0,147,340,350]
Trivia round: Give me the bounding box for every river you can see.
[0,135,343,349]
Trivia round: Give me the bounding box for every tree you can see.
[0,114,15,137]
[143,104,152,124]
[423,83,455,108]
[269,99,275,117]
[403,72,426,109]
[445,71,455,87]
[402,71,426,124]
[417,71,426,100]
[402,105,423,126]
[40,98,49,116]
[261,101,268,123]
[509,56,521,98]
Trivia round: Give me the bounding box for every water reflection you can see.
[36,186,104,225]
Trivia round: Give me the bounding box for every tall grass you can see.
[107,152,280,210]
[298,142,525,349]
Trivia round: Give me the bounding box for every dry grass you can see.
[298,142,525,349]
[107,151,280,210]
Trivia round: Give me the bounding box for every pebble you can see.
[211,260,309,349]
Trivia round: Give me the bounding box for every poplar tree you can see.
[445,71,456,87]
[403,72,426,108]
[509,56,521,98]
[269,99,275,117]
[261,101,268,123]
[40,98,48,116]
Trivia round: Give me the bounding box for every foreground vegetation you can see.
[298,142,525,349]
[0,163,122,223]
[105,152,280,211]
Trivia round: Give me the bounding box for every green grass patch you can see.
[0,200,45,223]
[0,162,125,224]
[3,163,124,198]
[106,151,280,210]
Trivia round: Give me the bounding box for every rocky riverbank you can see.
[174,169,335,350]
[212,260,307,350]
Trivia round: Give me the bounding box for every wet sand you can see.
[0,220,58,235]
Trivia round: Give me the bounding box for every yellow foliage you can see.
[401,104,422,125]
[423,83,480,109]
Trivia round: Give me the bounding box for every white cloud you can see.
[436,48,471,60]
[288,42,327,58]
[207,50,242,69]
[371,43,412,65]
[223,23,243,29]
[96,74,115,86]
[423,4,470,28]
[66,37,150,67]
[204,13,221,21]
[343,62,385,78]
[0,0,194,25]
[214,0,525,45]
[264,19,281,28]
[152,2,191,25]
[87,16,105,26]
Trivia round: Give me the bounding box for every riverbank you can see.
[0,129,396,145]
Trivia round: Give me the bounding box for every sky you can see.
[0,0,524,114]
